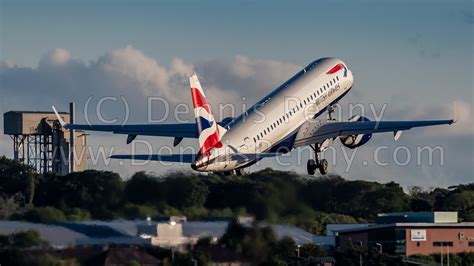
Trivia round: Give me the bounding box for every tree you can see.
[442,191,474,221]
[274,236,296,260]
[125,171,164,205]
[362,182,410,218]
[34,170,124,219]
[0,193,24,219]
[165,175,209,208]
[408,186,434,212]
[219,220,280,263]
[19,206,66,223]
[0,230,47,248]
[0,156,36,204]
[299,243,326,257]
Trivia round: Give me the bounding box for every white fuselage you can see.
[193,58,354,172]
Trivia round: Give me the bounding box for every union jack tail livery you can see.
[190,74,225,155]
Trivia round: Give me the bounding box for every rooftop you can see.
[5,110,69,114]
[335,222,474,234]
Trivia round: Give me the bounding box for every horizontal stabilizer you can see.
[110,154,196,163]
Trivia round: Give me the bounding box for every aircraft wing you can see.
[110,154,197,163]
[293,119,454,148]
[66,123,197,138]
[52,106,198,139]
[109,153,279,163]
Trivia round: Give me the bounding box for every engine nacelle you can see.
[340,116,372,149]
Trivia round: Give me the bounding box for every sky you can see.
[0,0,472,188]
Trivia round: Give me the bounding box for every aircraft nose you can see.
[191,157,207,171]
[347,69,354,82]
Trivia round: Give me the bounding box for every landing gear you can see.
[235,169,242,176]
[318,159,328,175]
[307,159,316,175]
[327,105,337,120]
[307,144,329,175]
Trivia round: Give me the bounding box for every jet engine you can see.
[340,115,372,149]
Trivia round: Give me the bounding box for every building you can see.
[3,106,88,175]
[376,211,459,224]
[137,218,318,249]
[335,212,474,256]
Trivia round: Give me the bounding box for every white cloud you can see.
[40,48,72,66]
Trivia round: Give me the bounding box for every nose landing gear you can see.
[307,144,329,175]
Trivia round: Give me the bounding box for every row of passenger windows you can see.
[252,76,340,143]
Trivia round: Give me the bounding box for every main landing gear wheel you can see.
[318,159,328,175]
[307,144,329,175]
[307,159,317,175]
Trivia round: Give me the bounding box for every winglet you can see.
[52,106,67,127]
[452,101,458,124]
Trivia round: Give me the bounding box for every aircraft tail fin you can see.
[190,74,225,154]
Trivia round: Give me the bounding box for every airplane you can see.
[53,57,456,175]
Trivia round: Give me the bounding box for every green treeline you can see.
[0,156,473,235]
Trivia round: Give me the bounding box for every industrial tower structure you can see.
[3,103,88,175]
